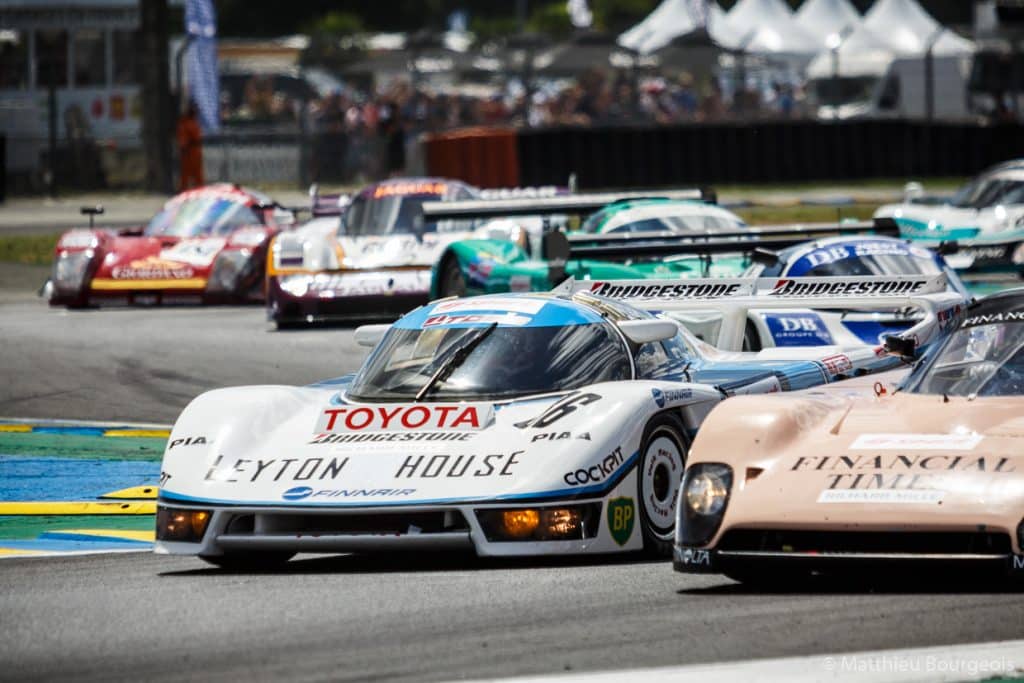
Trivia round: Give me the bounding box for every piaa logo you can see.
[282,486,313,501]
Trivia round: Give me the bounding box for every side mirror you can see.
[883,334,916,359]
[618,319,679,345]
[354,324,391,348]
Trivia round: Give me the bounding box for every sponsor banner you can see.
[372,181,448,198]
[787,240,932,277]
[205,455,349,483]
[962,311,1024,327]
[424,312,532,327]
[304,271,429,298]
[281,486,415,501]
[563,446,625,486]
[168,436,207,450]
[764,313,834,347]
[111,256,195,280]
[394,451,522,479]
[606,497,635,546]
[817,489,945,504]
[820,354,853,376]
[849,433,984,451]
[586,279,753,301]
[316,404,493,433]
[651,387,691,408]
[431,297,547,315]
[767,277,932,298]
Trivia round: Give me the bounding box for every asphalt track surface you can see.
[2,294,1024,681]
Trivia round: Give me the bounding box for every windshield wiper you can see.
[415,322,498,402]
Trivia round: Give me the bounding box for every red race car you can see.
[49,184,292,307]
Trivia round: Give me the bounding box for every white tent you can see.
[805,22,900,78]
[795,0,861,48]
[806,0,974,79]
[619,0,742,55]
[724,0,820,55]
[862,0,974,55]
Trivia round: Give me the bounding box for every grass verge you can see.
[0,233,61,266]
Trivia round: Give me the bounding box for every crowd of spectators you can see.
[218,68,807,181]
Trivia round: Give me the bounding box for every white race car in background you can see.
[875,160,1024,276]
[155,277,958,568]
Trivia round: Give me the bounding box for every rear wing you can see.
[553,274,963,351]
[420,188,714,221]
[558,218,899,261]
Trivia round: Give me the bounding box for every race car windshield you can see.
[347,323,631,401]
[145,197,260,237]
[800,253,942,277]
[595,214,746,234]
[905,321,1024,397]
[950,178,1024,209]
[343,194,445,236]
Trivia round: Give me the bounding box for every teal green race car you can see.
[424,196,906,300]
[428,197,755,299]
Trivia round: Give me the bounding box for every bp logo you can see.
[606,497,635,546]
[282,486,313,501]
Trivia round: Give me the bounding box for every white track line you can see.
[468,639,1024,683]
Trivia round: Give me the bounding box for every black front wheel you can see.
[636,413,690,557]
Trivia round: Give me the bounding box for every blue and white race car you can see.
[154,279,957,567]
[735,234,970,350]
[875,160,1024,276]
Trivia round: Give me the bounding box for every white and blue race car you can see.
[736,234,970,350]
[875,160,1024,276]
[155,279,960,567]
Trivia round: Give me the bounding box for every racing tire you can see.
[438,255,467,298]
[199,551,295,570]
[637,413,690,557]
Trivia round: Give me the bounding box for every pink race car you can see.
[674,288,1024,584]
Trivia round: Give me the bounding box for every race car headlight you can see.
[476,503,601,542]
[52,250,94,291]
[279,274,312,298]
[207,249,252,293]
[677,464,733,546]
[156,505,211,543]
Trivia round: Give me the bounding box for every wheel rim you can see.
[641,431,685,539]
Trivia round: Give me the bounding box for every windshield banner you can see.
[315,403,495,433]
